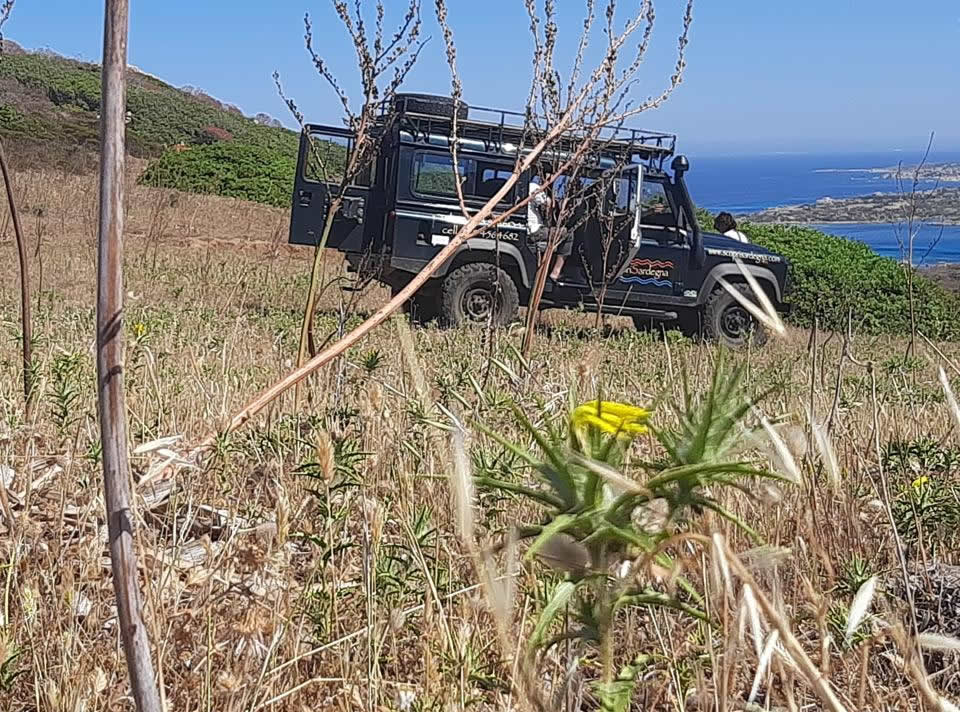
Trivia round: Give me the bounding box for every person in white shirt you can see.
[528,176,573,280]
[713,212,749,243]
[528,176,550,236]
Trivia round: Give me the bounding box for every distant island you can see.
[813,161,960,184]
[744,186,960,225]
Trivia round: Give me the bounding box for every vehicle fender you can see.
[697,263,782,305]
[391,239,531,288]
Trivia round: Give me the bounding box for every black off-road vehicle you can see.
[288,93,790,347]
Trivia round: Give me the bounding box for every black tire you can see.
[703,283,769,348]
[439,263,519,328]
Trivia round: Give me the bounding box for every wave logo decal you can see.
[620,258,674,288]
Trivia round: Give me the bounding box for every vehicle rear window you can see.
[303,133,351,184]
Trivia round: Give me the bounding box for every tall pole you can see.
[96,1,162,710]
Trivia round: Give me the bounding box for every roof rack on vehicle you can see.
[383,93,677,172]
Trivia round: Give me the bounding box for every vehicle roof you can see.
[303,97,678,174]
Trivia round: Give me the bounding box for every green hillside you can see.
[0,45,298,202]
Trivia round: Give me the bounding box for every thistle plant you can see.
[475,356,791,709]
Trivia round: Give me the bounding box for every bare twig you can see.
[0,140,33,421]
[283,2,425,383]
[0,0,13,36]
[96,1,162,710]
[0,1,33,421]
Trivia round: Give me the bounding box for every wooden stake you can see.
[96,1,162,710]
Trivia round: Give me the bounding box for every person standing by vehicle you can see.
[528,175,551,238]
[714,212,749,243]
[528,175,573,281]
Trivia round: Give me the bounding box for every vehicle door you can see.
[614,176,692,299]
[575,165,644,289]
[288,126,371,252]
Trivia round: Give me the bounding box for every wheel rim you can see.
[720,303,753,342]
[461,285,498,321]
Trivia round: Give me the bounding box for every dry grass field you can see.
[2,165,960,711]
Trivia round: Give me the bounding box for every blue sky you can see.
[5,0,960,155]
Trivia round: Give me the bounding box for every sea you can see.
[683,151,960,264]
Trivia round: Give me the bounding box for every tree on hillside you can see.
[213,3,695,469]
[273,0,426,379]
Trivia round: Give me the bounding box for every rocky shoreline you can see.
[743,186,960,225]
[814,161,960,183]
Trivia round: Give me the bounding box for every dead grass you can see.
[2,166,960,710]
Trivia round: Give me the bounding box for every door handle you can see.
[298,190,312,208]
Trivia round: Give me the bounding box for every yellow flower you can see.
[133,322,147,338]
[571,400,650,438]
[912,475,929,490]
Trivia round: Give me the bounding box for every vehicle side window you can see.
[412,153,476,197]
[475,163,515,202]
[303,133,352,184]
[639,181,676,226]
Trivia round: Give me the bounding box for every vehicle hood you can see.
[700,231,787,266]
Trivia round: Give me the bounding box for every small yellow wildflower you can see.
[133,322,147,338]
[912,475,930,490]
[571,400,650,438]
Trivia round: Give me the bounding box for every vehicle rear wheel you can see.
[703,283,768,348]
[410,292,440,324]
[440,263,519,328]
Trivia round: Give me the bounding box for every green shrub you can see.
[742,222,960,339]
[138,142,297,207]
[696,207,960,340]
[0,55,102,111]
[0,104,25,128]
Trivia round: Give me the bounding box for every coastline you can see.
[744,219,960,226]
[740,186,960,226]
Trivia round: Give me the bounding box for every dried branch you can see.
[281,1,424,378]
[0,140,33,420]
[0,1,32,420]
[519,0,695,353]
[0,0,13,36]
[434,0,469,216]
[565,0,597,103]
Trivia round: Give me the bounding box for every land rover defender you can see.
[288,93,790,347]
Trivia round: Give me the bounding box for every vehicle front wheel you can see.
[703,283,769,348]
[440,263,519,328]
